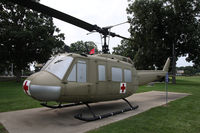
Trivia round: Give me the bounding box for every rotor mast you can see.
[102,35,109,53]
[102,28,110,54]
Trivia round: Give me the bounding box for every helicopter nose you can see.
[29,84,61,101]
[23,71,61,101]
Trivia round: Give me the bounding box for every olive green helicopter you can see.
[8,0,170,121]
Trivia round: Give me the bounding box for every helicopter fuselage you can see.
[23,53,139,103]
[23,53,169,103]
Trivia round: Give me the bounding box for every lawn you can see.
[0,80,41,133]
[87,76,200,133]
[0,76,199,133]
[0,80,41,112]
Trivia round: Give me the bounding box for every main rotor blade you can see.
[8,0,98,32]
[7,0,131,42]
[109,32,132,41]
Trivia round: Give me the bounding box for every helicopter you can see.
[9,0,170,121]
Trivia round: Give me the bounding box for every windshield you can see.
[42,55,73,80]
[41,57,55,71]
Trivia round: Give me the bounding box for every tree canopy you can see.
[113,0,200,69]
[0,0,65,81]
[69,41,98,54]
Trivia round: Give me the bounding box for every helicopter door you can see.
[96,62,110,96]
[65,60,89,97]
[109,66,123,96]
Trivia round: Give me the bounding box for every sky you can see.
[40,0,193,67]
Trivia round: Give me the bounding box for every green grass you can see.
[87,76,200,133]
[0,80,41,112]
[0,80,41,133]
[0,123,8,133]
[0,77,200,133]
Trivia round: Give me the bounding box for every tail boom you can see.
[137,58,170,86]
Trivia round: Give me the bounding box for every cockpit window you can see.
[43,55,73,79]
[41,57,55,71]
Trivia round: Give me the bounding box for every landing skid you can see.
[40,102,83,109]
[74,98,139,121]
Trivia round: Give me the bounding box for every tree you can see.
[70,41,98,54]
[114,0,200,82]
[114,0,171,70]
[113,39,137,59]
[0,0,65,81]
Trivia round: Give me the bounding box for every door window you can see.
[112,67,122,82]
[98,65,106,81]
[77,61,87,82]
[67,64,76,81]
[67,60,87,82]
[124,69,132,82]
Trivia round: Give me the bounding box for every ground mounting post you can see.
[165,72,169,106]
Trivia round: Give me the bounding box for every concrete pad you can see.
[0,91,189,133]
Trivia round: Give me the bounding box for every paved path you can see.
[0,91,189,133]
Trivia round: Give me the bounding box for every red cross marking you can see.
[23,81,29,94]
[121,84,126,92]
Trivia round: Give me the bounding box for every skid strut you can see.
[74,98,139,121]
[40,102,83,109]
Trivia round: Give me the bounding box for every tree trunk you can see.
[15,68,21,82]
[172,74,176,84]
[172,43,176,84]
